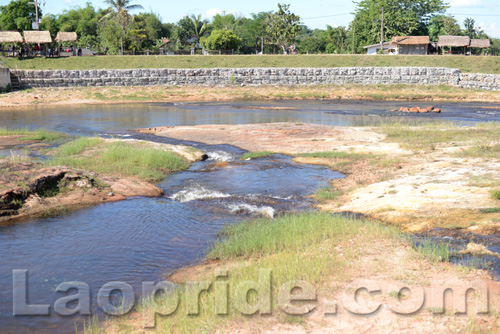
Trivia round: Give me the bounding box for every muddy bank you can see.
[3,84,500,109]
[0,136,206,224]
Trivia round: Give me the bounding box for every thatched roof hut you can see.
[470,39,490,48]
[55,32,78,42]
[392,36,430,45]
[437,36,470,47]
[0,31,24,44]
[23,30,52,44]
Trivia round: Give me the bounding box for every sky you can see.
[35,0,500,38]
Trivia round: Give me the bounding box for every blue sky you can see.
[39,0,500,37]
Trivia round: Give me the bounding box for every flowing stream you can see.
[1,100,500,333]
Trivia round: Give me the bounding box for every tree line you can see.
[1,0,499,55]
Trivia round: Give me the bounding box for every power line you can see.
[448,13,500,17]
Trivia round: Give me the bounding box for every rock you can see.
[102,177,164,197]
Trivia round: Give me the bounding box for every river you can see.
[1,100,499,333]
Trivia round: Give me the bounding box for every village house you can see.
[392,36,430,55]
[363,41,397,55]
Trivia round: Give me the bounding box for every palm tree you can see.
[101,0,144,54]
[190,14,207,40]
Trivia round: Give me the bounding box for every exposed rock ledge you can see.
[0,137,206,224]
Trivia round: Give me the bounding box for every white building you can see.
[363,42,397,55]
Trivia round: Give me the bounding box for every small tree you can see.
[265,3,301,54]
[100,0,143,54]
[200,29,241,51]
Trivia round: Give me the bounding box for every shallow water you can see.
[1,100,499,136]
[0,100,499,333]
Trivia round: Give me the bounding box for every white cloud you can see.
[63,0,73,3]
[483,23,500,38]
[202,8,237,20]
[450,0,483,7]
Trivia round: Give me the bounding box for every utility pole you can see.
[380,6,384,53]
[28,0,39,30]
[352,24,355,54]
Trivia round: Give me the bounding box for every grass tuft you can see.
[314,186,343,202]
[491,190,500,201]
[207,212,397,260]
[480,208,500,213]
[412,238,450,263]
[48,139,189,182]
[53,137,102,157]
[0,127,66,142]
[241,151,273,160]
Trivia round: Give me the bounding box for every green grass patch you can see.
[48,139,189,182]
[9,55,500,74]
[491,190,500,201]
[241,151,273,160]
[412,238,450,263]
[379,121,500,152]
[480,208,500,213]
[207,212,399,260]
[314,186,343,202]
[0,127,66,142]
[299,151,353,159]
[52,137,102,157]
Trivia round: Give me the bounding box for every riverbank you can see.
[99,214,500,334]
[0,134,206,224]
[2,84,500,109]
[89,121,500,333]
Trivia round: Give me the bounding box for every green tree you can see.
[352,0,447,53]
[56,3,100,49]
[464,18,478,39]
[233,12,269,53]
[296,26,325,54]
[101,0,144,54]
[190,14,209,40]
[265,3,301,54]
[324,25,349,53]
[211,12,236,31]
[0,0,42,32]
[489,38,500,56]
[127,15,147,51]
[98,18,122,54]
[428,15,461,41]
[200,29,241,51]
[172,16,195,49]
[40,14,59,41]
[131,12,163,49]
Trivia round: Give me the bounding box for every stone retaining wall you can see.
[0,68,11,89]
[8,67,500,91]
